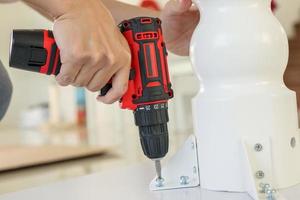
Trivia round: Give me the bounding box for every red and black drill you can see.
[9,17,173,180]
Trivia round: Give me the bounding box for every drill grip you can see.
[10,30,61,76]
[9,30,113,95]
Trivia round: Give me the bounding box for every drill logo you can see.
[145,105,151,111]
[153,104,167,109]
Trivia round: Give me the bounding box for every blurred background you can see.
[0,0,299,195]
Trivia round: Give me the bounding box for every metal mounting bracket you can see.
[150,134,200,191]
[242,137,273,200]
[243,137,290,200]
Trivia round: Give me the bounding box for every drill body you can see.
[9,17,173,162]
[118,18,173,160]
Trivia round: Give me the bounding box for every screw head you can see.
[254,143,263,152]
[291,137,296,148]
[259,183,276,199]
[264,184,271,189]
[265,189,276,200]
[256,171,265,179]
[265,189,272,195]
[180,176,189,185]
[155,177,165,187]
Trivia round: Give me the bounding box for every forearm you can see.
[0,0,18,3]
[1,0,159,23]
[22,0,75,20]
[102,0,159,24]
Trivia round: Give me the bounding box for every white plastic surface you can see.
[190,0,300,198]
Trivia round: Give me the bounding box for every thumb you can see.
[166,0,193,14]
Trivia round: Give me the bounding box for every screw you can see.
[155,177,165,187]
[259,183,270,193]
[256,171,265,179]
[180,176,190,185]
[260,183,266,188]
[259,183,276,200]
[266,189,276,200]
[254,143,263,152]
[264,184,271,189]
[291,137,296,148]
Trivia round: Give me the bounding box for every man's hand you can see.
[53,0,131,104]
[161,0,200,56]
[22,0,131,104]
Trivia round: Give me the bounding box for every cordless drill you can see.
[9,17,173,180]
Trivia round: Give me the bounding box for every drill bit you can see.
[154,159,164,187]
[154,159,162,179]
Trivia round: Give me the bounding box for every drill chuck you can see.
[134,103,169,159]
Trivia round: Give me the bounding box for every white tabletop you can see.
[0,163,298,200]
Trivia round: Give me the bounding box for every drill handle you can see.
[9,29,112,96]
[9,30,61,75]
[100,83,112,96]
